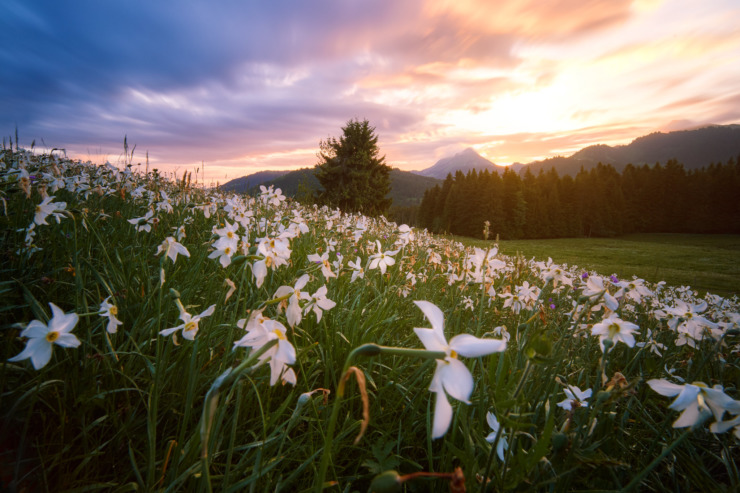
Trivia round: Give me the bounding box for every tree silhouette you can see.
[314,119,391,216]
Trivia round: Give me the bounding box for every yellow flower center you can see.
[273,329,286,340]
[608,323,621,338]
[109,305,118,316]
[450,349,458,359]
[184,321,197,332]
[46,331,60,343]
[227,231,235,238]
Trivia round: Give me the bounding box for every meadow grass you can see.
[451,234,740,298]
[1,148,739,492]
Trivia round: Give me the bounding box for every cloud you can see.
[1,0,738,181]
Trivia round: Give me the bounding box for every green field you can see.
[453,233,740,297]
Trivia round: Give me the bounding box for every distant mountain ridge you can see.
[414,147,506,179]
[221,124,740,205]
[512,124,740,176]
[220,167,442,208]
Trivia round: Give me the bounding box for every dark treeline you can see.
[416,157,740,239]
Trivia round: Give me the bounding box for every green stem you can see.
[621,429,692,492]
[200,339,279,492]
[480,359,533,493]
[314,344,445,492]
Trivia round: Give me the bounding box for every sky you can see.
[2,0,739,183]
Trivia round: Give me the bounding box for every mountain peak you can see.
[415,147,502,179]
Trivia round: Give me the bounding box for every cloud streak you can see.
[1,0,738,180]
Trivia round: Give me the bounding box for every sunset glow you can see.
[1,0,738,181]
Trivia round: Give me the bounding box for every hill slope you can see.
[220,167,441,207]
[516,124,740,176]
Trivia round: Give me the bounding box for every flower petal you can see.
[647,379,684,397]
[669,385,701,411]
[440,358,473,404]
[200,304,216,318]
[414,328,446,352]
[21,320,49,339]
[673,403,705,428]
[432,390,453,439]
[449,334,506,357]
[414,300,445,334]
[29,339,53,370]
[54,333,81,348]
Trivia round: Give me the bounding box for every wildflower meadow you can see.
[1,147,739,492]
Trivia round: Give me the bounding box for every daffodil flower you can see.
[160,303,216,341]
[208,242,236,268]
[8,302,81,369]
[128,209,156,233]
[274,274,310,327]
[648,379,740,428]
[303,285,336,323]
[557,385,593,411]
[368,241,398,275]
[485,411,509,461]
[307,252,336,280]
[347,257,365,282]
[591,314,639,352]
[99,296,123,334]
[34,195,67,226]
[413,300,507,438]
[234,312,296,386]
[157,236,190,264]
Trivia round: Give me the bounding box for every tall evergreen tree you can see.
[314,119,392,216]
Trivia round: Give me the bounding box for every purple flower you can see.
[610,275,619,283]
[549,304,556,310]
[581,272,589,280]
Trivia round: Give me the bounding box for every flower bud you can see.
[368,470,402,493]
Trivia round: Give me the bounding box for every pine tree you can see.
[314,119,392,216]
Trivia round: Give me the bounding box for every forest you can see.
[415,157,740,239]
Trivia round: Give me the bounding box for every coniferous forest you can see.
[417,157,740,239]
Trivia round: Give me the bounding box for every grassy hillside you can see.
[3,148,739,492]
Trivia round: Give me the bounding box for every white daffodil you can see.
[485,411,509,461]
[368,241,398,275]
[581,275,619,312]
[307,252,336,280]
[208,241,236,268]
[34,195,67,226]
[156,236,190,264]
[8,302,81,369]
[348,256,365,282]
[160,304,216,341]
[591,314,639,352]
[648,379,740,428]
[99,296,123,334]
[128,209,156,233]
[273,274,310,328]
[303,285,336,323]
[234,313,296,386]
[413,300,507,439]
[212,220,240,243]
[557,385,593,411]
